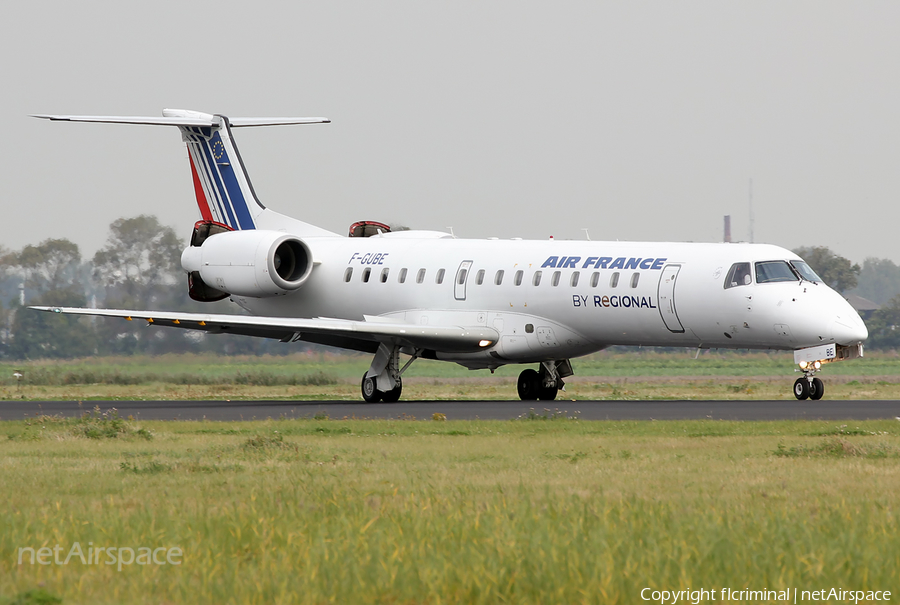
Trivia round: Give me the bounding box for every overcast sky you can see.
[2,1,897,264]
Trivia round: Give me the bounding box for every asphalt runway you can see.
[1,399,899,422]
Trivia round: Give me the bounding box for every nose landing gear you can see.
[793,361,825,400]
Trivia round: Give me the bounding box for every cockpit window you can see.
[724,262,752,289]
[755,260,798,284]
[791,261,821,283]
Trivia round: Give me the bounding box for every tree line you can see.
[0,216,296,359]
[2,218,900,359]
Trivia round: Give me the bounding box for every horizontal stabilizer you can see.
[32,114,330,127]
[29,306,498,353]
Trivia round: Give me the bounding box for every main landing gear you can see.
[360,343,418,403]
[793,360,824,401]
[517,360,573,401]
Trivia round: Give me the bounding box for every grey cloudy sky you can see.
[2,1,898,264]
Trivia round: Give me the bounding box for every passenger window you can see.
[590,272,599,287]
[514,270,523,286]
[756,261,798,284]
[610,272,619,288]
[494,270,504,285]
[533,271,542,286]
[344,267,353,283]
[398,268,407,284]
[631,273,640,288]
[436,269,446,284]
[724,262,752,289]
[416,269,426,284]
[570,271,580,287]
[362,267,371,283]
[476,269,485,285]
[457,268,467,285]
[551,271,561,287]
[381,268,389,283]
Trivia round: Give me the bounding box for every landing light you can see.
[799,361,808,369]
[814,361,821,370]
[478,340,493,348]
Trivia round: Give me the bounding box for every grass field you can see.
[0,349,896,401]
[1,414,899,604]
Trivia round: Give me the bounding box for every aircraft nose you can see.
[832,312,868,345]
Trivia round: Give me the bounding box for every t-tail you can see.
[32,109,338,237]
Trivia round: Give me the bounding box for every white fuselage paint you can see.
[230,234,867,370]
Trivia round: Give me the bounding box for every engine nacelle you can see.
[181,230,313,298]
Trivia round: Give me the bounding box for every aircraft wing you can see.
[29,307,497,354]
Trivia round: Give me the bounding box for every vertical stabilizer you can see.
[33,109,339,237]
[165,109,262,230]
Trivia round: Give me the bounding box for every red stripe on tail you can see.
[188,149,213,222]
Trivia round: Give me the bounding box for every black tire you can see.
[517,369,540,401]
[538,384,559,401]
[381,377,402,403]
[809,377,825,401]
[361,373,382,403]
[793,377,810,400]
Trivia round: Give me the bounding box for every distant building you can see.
[845,294,880,322]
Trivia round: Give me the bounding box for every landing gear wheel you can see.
[809,377,824,401]
[793,377,810,400]
[517,369,540,401]
[361,373,382,403]
[381,377,402,403]
[538,384,559,401]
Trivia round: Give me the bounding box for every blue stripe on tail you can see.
[209,132,255,230]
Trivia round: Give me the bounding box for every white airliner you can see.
[32,110,867,402]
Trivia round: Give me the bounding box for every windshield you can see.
[791,261,821,282]
[755,260,798,284]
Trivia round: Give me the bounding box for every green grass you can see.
[1,417,899,604]
[1,348,894,386]
[0,349,895,401]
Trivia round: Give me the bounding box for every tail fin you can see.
[33,110,337,236]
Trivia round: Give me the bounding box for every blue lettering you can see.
[622,296,632,308]
[639,258,653,270]
[349,252,360,263]
[572,295,582,307]
[583,256,599,269]
[651,258,666,270]
[596,257,612,269]
[624,258,641,270]
[610,296,619,308]
[593,295,602,307]
[630,296,640,307]
[361,253,372,264]
[580,295,588,306]
[609,257,625,270]
[640,297,649,309]
[563,256,580,269]
[542,256,559,268]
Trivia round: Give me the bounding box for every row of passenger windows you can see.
[344,267,642,288]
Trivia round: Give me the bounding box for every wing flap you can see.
[29,307,498,353]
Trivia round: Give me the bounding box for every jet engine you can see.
[181,229,313,299]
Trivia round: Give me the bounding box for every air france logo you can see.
[542,256,667,270]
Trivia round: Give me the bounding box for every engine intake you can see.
[181,230,313,298]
